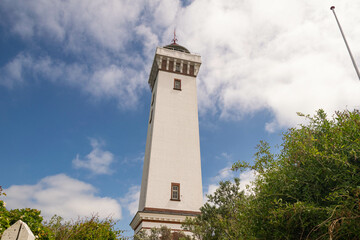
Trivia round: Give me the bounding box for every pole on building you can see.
[330,6,360,80]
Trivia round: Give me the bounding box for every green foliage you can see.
[1,187,124,240]
[0,188,52,239]
[186,109,360,239]
[44,214,125,240]
[8,208,53,239]
[0,186,10,235]
[183,178,252,240]
[134,226,190,240]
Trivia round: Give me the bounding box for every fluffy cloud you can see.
[0,54,30,88]
[0,53,146,108]
[177,0,360,130]
[120,185,140,216]
[203,184,218,204]
[211,165,234,182]
[4,174,122,220]
[238,170,257,194]
[204,165,257,203]
[0,0,150,108]
[0,0,144,51]
[73,139,115,175]
[1,0,360,129]
[121,152,144,165]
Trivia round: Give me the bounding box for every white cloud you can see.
[204,164,234,203]
[122,152,144,165]
[0,53,147,109]
[120,185,140,216]
[215,152,232,161]
[238,170,257,194]
[0,0,144,51]
[2,0,360,129]
[0,0,150,108]
[176,0,360,131]
[73,139,115,175]
[204,168,257,203]
[4,174,122,221]
[211,166,234,182]
[0,53,30,88]
[203,184,218,204]
[148,0,180,29]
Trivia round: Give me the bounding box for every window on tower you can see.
[151,93,155,106]
[161,59,167,70]
[183,63,188,74]
[174,79,181,90]
[175,63,181,72]
[190,65,194,76]
[171,183,180,201]
[169,61,174,72]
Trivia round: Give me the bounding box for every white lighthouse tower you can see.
[130,37,203,234]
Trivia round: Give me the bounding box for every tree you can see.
[183,178,251,239]
[1,187,52,239]
[0,186,9,235]
[1,187,125,239]
[186,109,360,239]
[44,214,125,240]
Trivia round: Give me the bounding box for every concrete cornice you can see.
[130,210,199,234]
[148,47,201,91]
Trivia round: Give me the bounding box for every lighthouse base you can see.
[130,208,200,235]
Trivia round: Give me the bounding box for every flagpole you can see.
[330,6,360,80]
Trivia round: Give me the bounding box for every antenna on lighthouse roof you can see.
[172,28,178,44]
[330,6,360,81]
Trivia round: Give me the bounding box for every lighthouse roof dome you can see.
[163,43,190,54]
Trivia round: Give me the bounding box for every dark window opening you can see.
[151,93,155,106]
[183,64,188,74]
[169,61,174,72]
[190,65,194,75]
[161,59,167,69]
[149,109,153,123]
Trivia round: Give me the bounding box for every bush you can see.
[0,187,124,240]
[44,214,125,240]
[0,188,52,239]
[185,109,360,239]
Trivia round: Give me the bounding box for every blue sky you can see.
[1,0,360,236]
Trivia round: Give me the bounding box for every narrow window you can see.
[174,79,181,90]
[190,65,194,75]
[149,109,153,123]
[175,63,181,72]
[151,93,155,106]
[171,183,180,201]
[161,59,167,69]
[169,61,174,72]
[183,63,188,74]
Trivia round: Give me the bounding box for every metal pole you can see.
[330,6,360,80]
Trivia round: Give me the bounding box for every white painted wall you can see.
[138,47,203,213]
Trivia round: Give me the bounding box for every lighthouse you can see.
[130,37,203,234]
